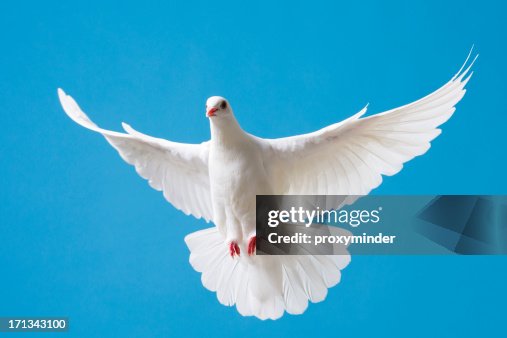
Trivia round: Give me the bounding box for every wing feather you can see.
[58,89,213,222]
[261,51,477,197]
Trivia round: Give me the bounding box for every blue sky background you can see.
[0,0,506,337]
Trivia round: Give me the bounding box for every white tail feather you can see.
[185,227,351,320]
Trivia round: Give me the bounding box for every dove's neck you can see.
[210,116,247,146]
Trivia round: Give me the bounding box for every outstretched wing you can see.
[58,89,213,222]
[261,52,477,197]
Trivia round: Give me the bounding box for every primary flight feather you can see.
[58,51,476,320]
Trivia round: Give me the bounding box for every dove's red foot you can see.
[247,236,256,256]
[229,241,240,257]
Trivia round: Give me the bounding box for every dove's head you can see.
[206,96,232,119]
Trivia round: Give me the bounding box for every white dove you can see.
[58,51,475,320]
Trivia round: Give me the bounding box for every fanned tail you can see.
[185,227,350,320]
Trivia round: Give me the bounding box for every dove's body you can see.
[209,118,272,246]
[58,51,476,320]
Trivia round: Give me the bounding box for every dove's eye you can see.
[220,101,227,109]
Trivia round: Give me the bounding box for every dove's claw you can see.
[229,241,240,257]
[247,236,256,256]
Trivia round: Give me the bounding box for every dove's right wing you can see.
[58,89,213,222]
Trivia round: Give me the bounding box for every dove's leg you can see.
[225,209,242,257]
[247,236,256,256]
[229,241,240,257]
[239,213,257,256]
[212,203,241,257]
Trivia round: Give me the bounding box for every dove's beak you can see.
[206,107,218,117]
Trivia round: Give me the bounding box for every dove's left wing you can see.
[260,54,476,197]
[58,89,213,222]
